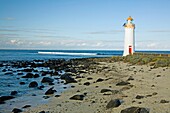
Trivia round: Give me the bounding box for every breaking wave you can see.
[38,51,97,56]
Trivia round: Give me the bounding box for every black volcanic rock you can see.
[84,82,90,86]
[70,94,85,100]
[39,111,46,113]
[106,99,121,109]
[19,82,25,85]
[136,95,145,99]
[87,77,93,80]
[2,69,6,72]
[34,74,40,78]
[100,89,112,93]
[41,77,54,83]
[38,85,45,90]
[45,87,56,95]
[121,106,149,113]
[22,73,34,78]
[160,99,169,103]
[4,72,13,75]
[11,91,18,95]
[96,78,104,82]
[23,68,33,72]
[127,76,134,81]
[60,73,77,83]
[0,96,15,104]
[29,81,38,88]
[12,108,22,113]
[17,73,24,75]
[55,95,61,97]
[116,81,130,86]
[22,105,31,108]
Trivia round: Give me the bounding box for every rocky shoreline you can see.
[0,56,170,113]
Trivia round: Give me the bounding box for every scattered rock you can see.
[4,72,13,75]
[19,82,25,85]
[51,71,59,76]
[151,85,155,87]
[39,111,45,113]
[75,75,82,78]
[116,81,130,86]
[70,94,85,100]
[92,100,95,103]
[63,86,67,89]
[38,85,45,90]
[49,82,54,85]
[12,108,22,113]
[43,96,50,99]
[106,99,121,109]
[146,95,152,98]
[95,86,99,88]
[2,69,6,72]
[41,72,46,76]
[157,75,161,77]
[34,74,40,78]
[41,77,54,83]
[84,82,90,86]
[152,92,158,95]
[23,68,33,72]
[78,70,87,73]
[29,81,38,88]
[136,95,145,99]
[17,73,24,75]
[0,96,15,104]
[22,105,31,108]
[120,106,149,113]
[71,85,75,88]
[45,87,56,95]
[22,73,34,78]
[11,91,18,95]
[55,95,61,97]
[32,94,36,96]
[127,76,134,81]
[100,89,112,93]
[87,77,93,80]
[60,74,77,83]
[96,78,104,82]
[160,99,169,103]
[84,92,87,96]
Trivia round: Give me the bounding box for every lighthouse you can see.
[123,16,135,56]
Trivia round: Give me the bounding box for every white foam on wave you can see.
[38,51,97,56]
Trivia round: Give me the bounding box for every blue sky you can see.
[0,0,170,50]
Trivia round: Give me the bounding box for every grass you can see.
[112,53,170,68]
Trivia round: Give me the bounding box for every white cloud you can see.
[39,41,51,46]
[147,43,157,48]
[10,40,17,44]
[85,30,123,35]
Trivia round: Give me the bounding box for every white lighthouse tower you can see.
[123,16,135,56]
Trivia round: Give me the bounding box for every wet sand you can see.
[24,59,170,113]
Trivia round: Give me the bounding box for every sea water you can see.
[0,49,124,61]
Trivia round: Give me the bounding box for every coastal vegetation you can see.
[111,53,170,68]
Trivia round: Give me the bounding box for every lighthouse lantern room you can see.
[123,16,135,56]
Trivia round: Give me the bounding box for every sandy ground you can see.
[24,61,170,113]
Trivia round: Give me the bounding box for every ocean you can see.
[0,49,123,61]
[0,49,170,112]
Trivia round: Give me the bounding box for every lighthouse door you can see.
[129,46,132,55]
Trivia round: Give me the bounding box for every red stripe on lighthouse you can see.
[129,46,132,55]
